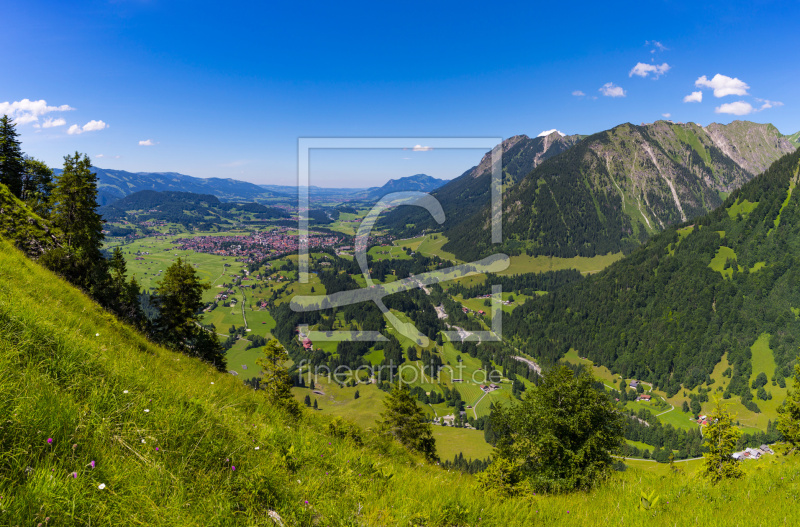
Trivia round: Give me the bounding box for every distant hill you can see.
[378,131,583,235]
[258,184,366,202]
[438,121,796,261]
[51,167,286,206]
[357,174,448,200]
[98,189,289,225]
[786,130,800,147]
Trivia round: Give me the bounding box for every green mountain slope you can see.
[444,120,796,260]
[786,130,800,147]
[506,148,800,405]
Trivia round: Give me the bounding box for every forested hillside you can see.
[505,148,800,406]
[444,121,796,261]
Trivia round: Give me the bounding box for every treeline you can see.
[441,453,491,474]
[0,115,226,371]
[445,269,583,297]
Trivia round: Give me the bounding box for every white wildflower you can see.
[98,483,106,490]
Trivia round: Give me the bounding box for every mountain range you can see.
[381,120,796,261]
[52,167,287,206]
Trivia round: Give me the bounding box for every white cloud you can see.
[756,98,783,110]
[629,62,671,79]
[0,98,74,125]
[715,101,755,116]
[42,117,66,128]
[537,129,566,137]
[683,91,703,103]
[662,113,671,118]
[646,40,668,52]
[68,120,108,135]
[599,82,626,98]
[412,145,433,151]
[695,74,749,97]
[139,139,155,146]
[572,90,586,97]
[96,154,105,158]
[82,120,107,132]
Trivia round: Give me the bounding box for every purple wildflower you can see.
[47,438,53,444]
[231,466,236,471]
[90,460,95,469]
[71,472,77,478]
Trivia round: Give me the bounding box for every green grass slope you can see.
[4,236,800,525]
[0,184,60,257]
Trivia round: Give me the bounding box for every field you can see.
[109,234,235,302]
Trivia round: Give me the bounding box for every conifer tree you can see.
[378,383,438,462]
[155,257,226,370]
[156,257,208,345]
[702,400,743,483]
[256,339,300,417]
[46,152,104,291]
[313,399,318,410]
[107,247,144,324]
[777,358,800,451]
[304,394,311,407]
[0,115,25,198]
[21,157,54,216]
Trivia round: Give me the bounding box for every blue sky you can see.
[2,0,798,187]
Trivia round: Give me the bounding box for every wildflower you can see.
[210,382,214,385]
[123,390,129,394]
[71,472,77,478]
[98,483,106,490]
[304,500,309,505]
[90,460,95,469]
[95,333,99,337]
[155,447,159,452]
[144,409,150,413]
[47,438,53,444]
[255,447,260,450]
[141,439,146,444]
[231,466,236,471]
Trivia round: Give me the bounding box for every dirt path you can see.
[472,392,488,419]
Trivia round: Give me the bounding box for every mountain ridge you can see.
[357,173,448,200]
[52,167,286,206]
[441,120,796,260]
